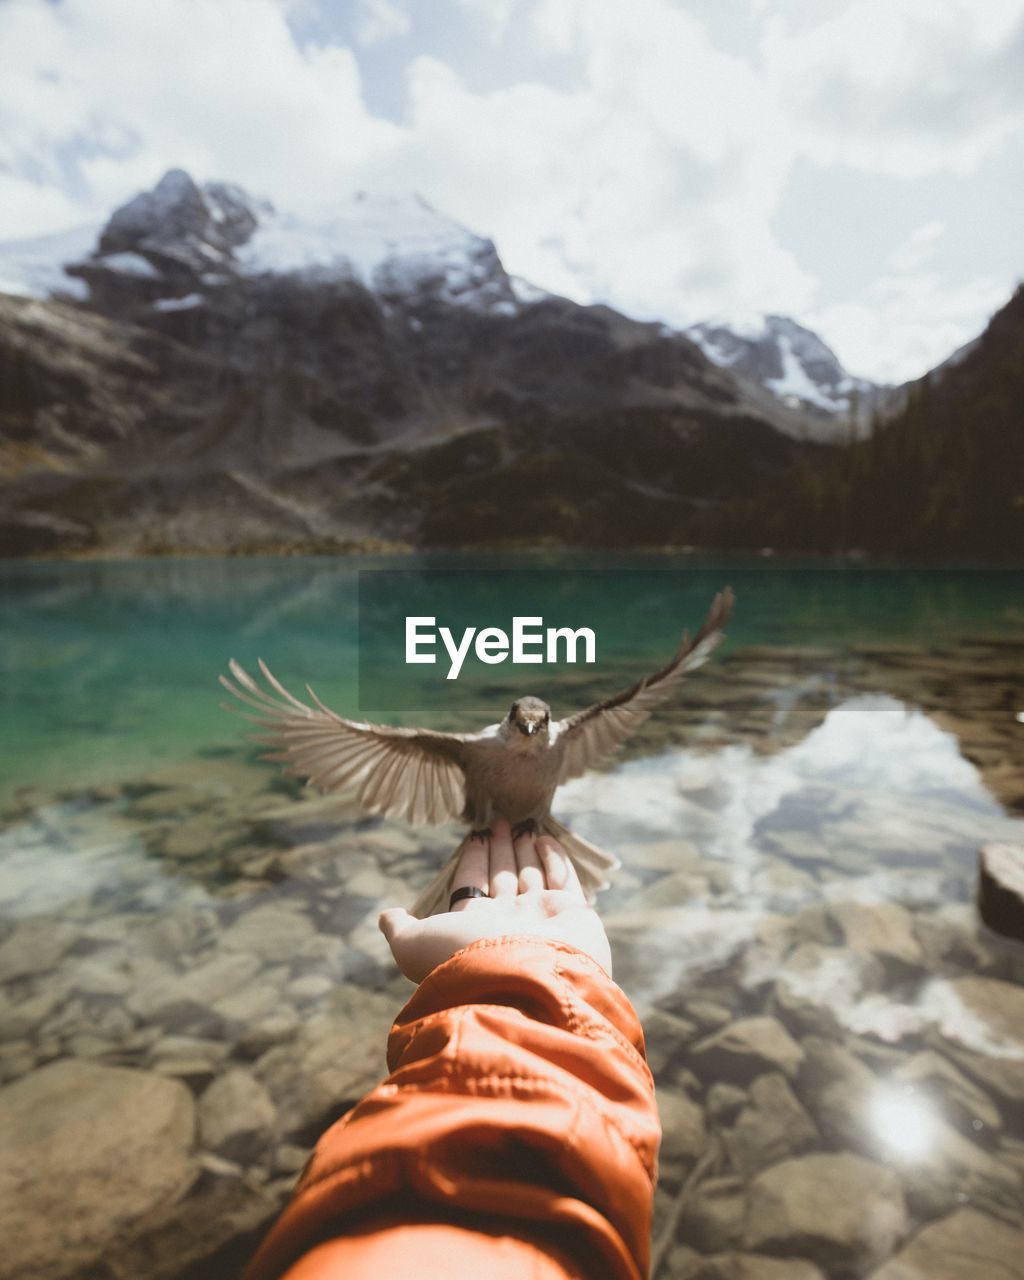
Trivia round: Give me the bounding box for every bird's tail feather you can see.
[408,841,468,920]
[541,816,619,903]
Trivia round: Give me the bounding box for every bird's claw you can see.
[469,827,492,842]
[511,819,538,839]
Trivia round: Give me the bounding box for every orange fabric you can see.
[241,936,661,1280]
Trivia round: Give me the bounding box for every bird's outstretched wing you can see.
[552,587,734,785]
[220,659,470,825]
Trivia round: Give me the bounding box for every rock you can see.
[933,977,1024,1104]
[827,901,923,968]
[870,1207,1024,1280]
[977,842,1024,941]
[676,1176,746,1253]
[199,1068,277,1162]
[687,1254,825,1280]
[256,996,391,1142]
[220,904,317,962]
[657,1087,707,1183]
[130,952,261,1023]
[796,1037,875,1147]
[772,943,885,1039]
[0,919,75,982]
[744,1152,906,1272]
[212,984,282,1025]
[684,999,733,1030]
[706,1082,747,1123]
[0,1059,196,1279]
[690,1017,804,1085]
[893,1050,1002,1135]
[273,1143,310,1175]
[722,1073,818,1177]
[643,1008,700,1078]
[0,987,61,1040]
[287,973,335,1003]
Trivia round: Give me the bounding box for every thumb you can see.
[378,907,412,941]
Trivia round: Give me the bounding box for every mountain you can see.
[700,285,1024,556]
[686,313,888,437]
[1,169,829,557]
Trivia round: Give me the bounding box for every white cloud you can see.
[764,0,1024,178]
[0,0,1022,380]
[810,271,1012,383]
[455,0,519,44]
[354,0,410,47]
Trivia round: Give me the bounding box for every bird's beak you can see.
[523,722,537,735]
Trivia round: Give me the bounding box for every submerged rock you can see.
[198,1068,277,1162]
[744,1152,906,1272]
[0,1059,196,1279]
[722,1072,818,1177]
[977,842,1024,942]
[690,1016,804,1084]
[870,1207,1024,1280]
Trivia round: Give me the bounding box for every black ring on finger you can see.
[449,886,490,910]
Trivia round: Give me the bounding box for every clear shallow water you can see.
[1,553,1023,1280]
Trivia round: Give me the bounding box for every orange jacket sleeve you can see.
[241,936,661,1280]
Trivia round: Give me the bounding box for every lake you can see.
[1,552,1022,1280]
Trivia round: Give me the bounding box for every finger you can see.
[378,907,411,942]
[538,836,585,902]
[514,828,545,893]
[450,832,489,910]
[536,835,568,890]
[489,819,518,899]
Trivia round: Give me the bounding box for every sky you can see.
[1,0,1023,383]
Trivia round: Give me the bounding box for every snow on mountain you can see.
[0,169,524,317]
[687,313,877,419]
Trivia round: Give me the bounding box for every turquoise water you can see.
[1,553,1021,803]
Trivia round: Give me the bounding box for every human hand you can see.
[378,820,612,983]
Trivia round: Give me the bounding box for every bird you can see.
[220,587,734,917]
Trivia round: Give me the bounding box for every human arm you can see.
[241,825,660,1280]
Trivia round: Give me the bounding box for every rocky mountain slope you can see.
[0,170,828,556]
[686,313,889,436]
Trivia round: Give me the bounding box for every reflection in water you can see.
[869,1083,939,1161]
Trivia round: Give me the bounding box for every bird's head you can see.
[507,696,551,741]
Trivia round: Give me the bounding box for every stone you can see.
[933,977,1024,1104]
[687,1255,825,1280]
[893,1050,1002,1135]
[256,1002,390,1142]
[827,900,924,968]
[0,1059,196,1279]
[656,1087,707,1183]
[288,973,335,1003]
[676,1176,746,1253]
[690,1017,804,1085]
[722,1073,818,1177]
[220,904,317,962]
[744,1152,907,1272]
[0,919,75,982]
[130,952,261,1022]
[0,987,61,1040]
[796,1037,875,1147]
[870,1207,1024,1280]
[977,842,1024,941]
[684,999,733,1030]
[643,1008,700,1078]
[199,1068,277,1162]
[706,1082,747,1122]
